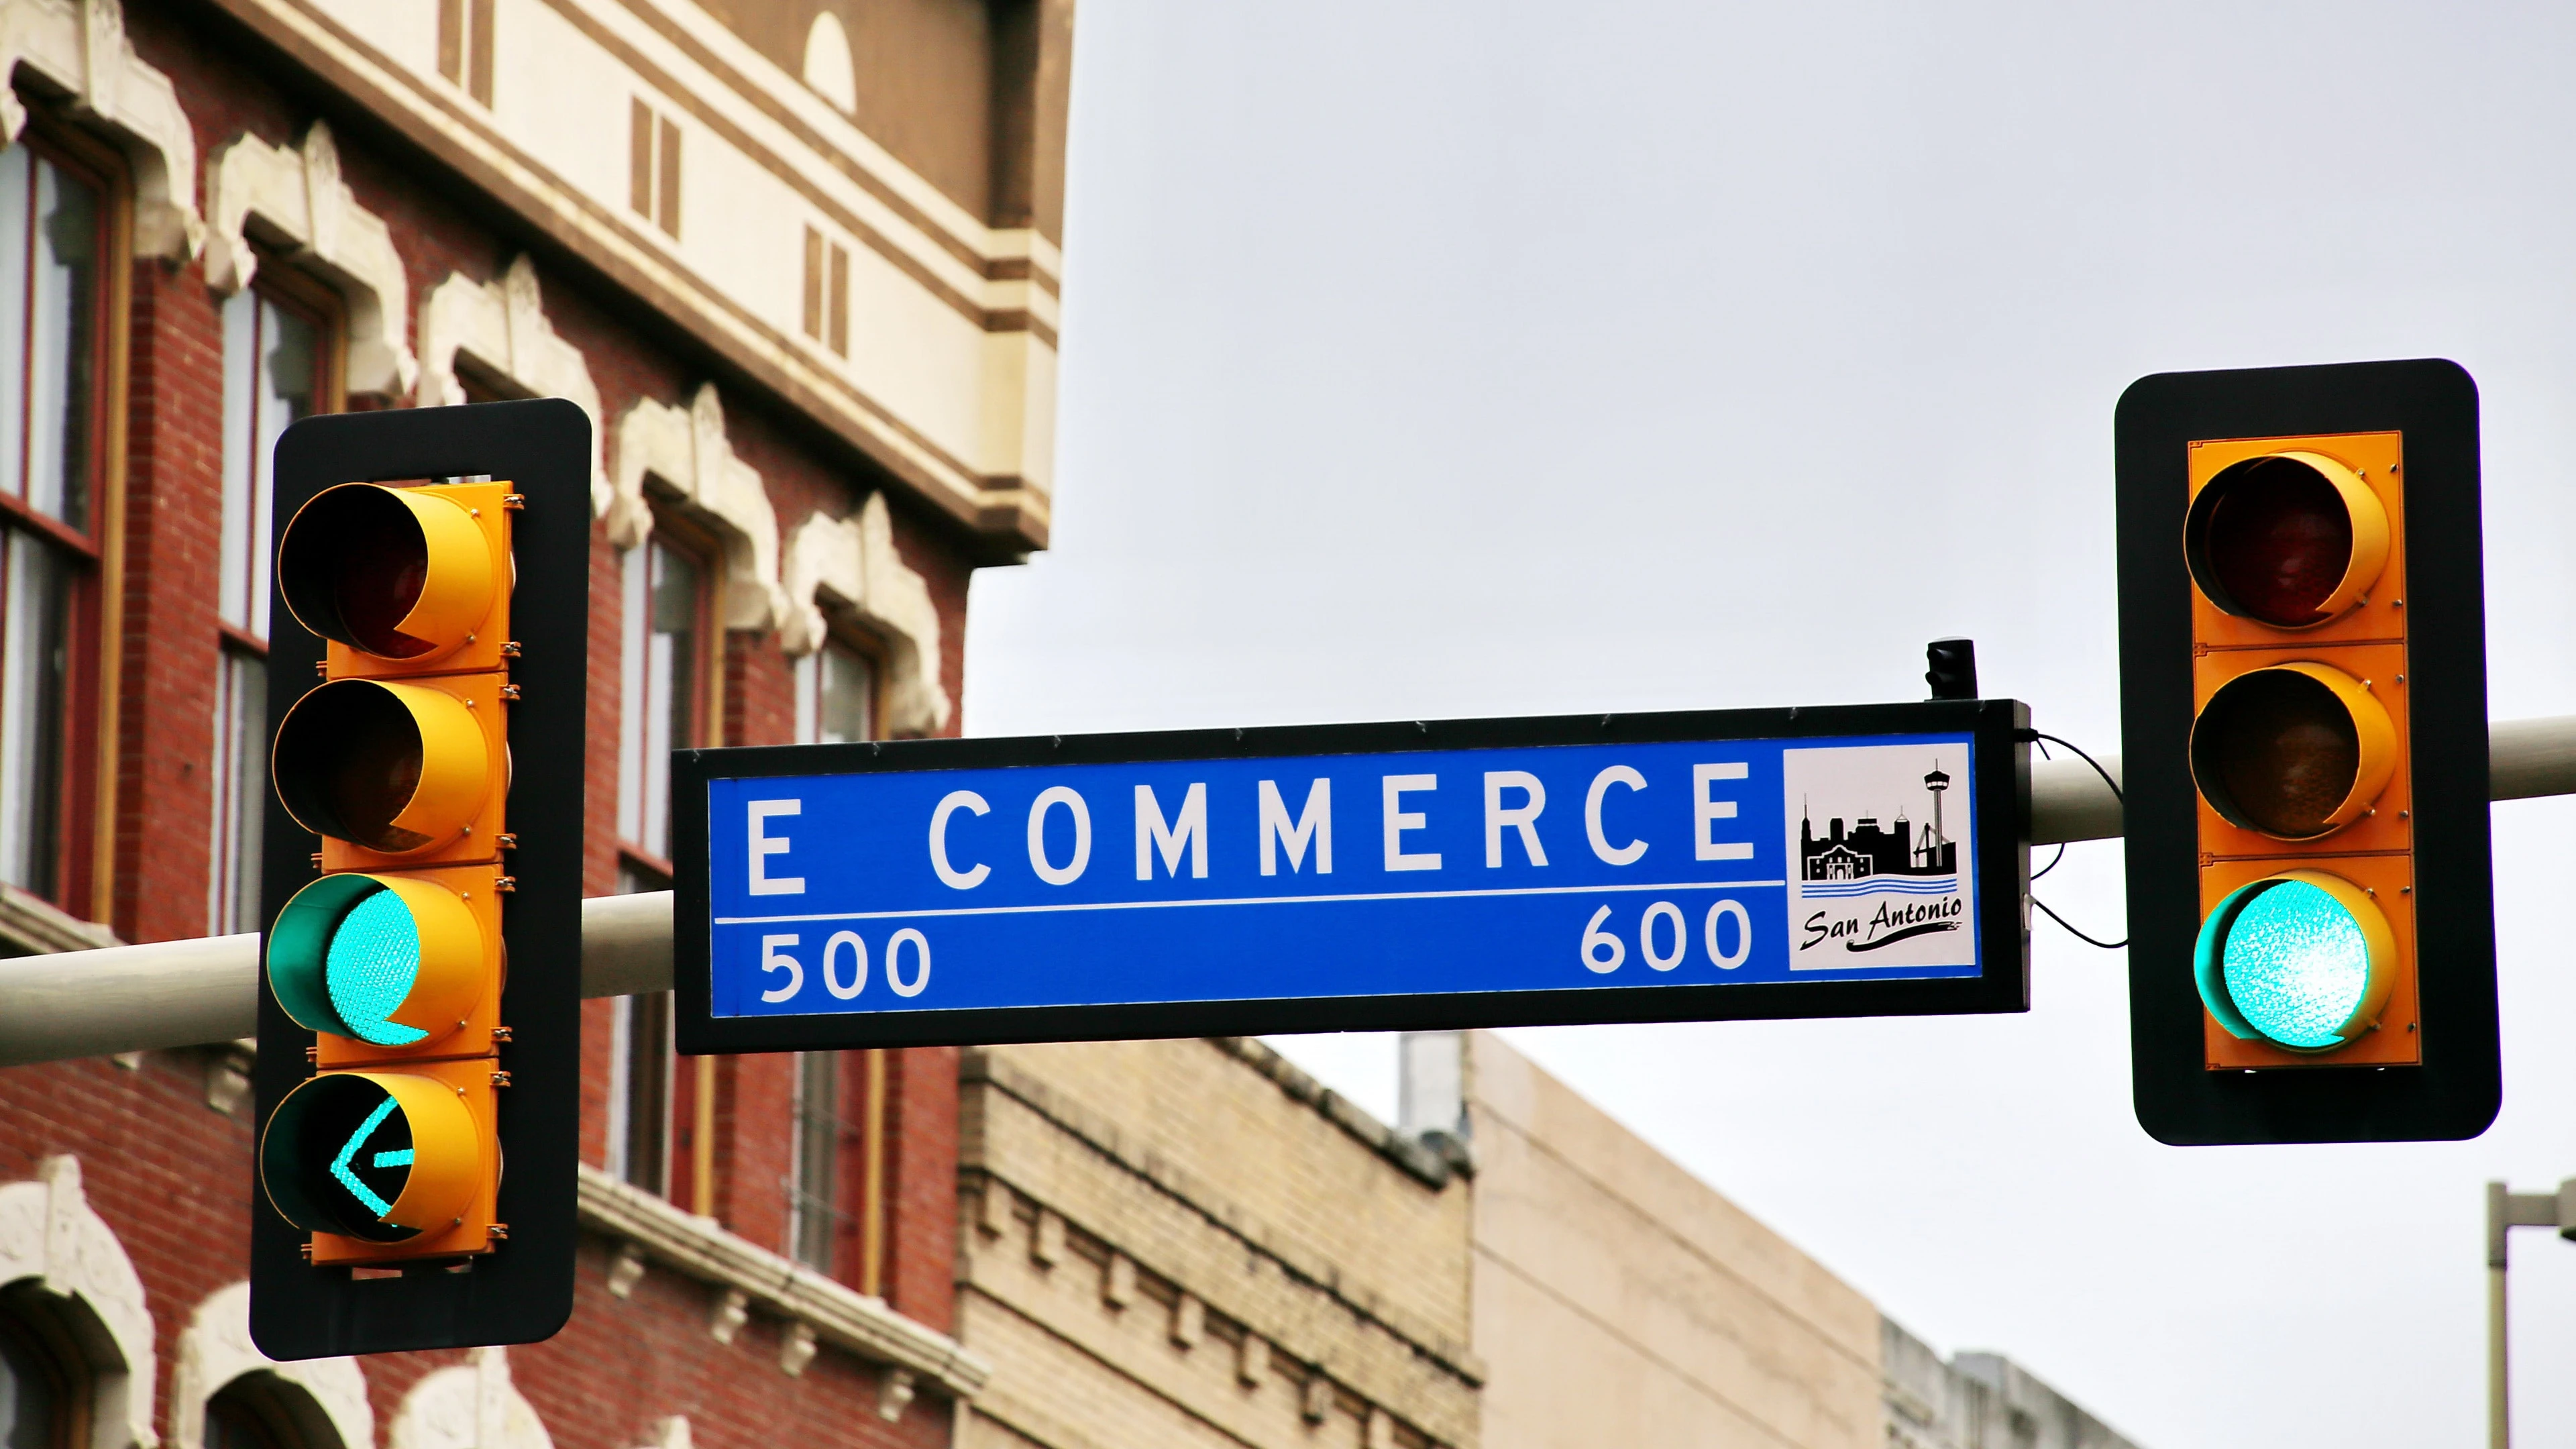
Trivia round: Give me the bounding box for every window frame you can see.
[793,614,885,748]
[616,504,722,885]
[0,117,127,923]
[0,1287,92,1449]
[207,259,343,936]
[610,502,722,1202]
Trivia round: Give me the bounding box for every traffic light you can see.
[250,400,590,1358]
[2115,360,2498,1144]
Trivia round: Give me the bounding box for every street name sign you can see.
[674,700,2031,1053]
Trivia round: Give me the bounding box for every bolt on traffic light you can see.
[250,400,590,1359]
[2116,360,2498,1144]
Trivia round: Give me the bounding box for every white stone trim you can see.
[0,1156,159,1449]
[577,1164,989,1400]
[170,1283,372,1449]
[203,122,417,400]
[0,0,202,259]
[387,1348,550,1449]
[610,384,788,631]
[419,258,611,517]
[780,494,951,737]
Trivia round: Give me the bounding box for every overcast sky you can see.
[963,4,2576,1444]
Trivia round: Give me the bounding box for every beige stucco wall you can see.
[956,1038,1481,1449]
[1464,1032,1883,1449]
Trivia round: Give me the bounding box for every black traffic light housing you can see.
[2114,358,2497,1145]
[250,400,590,1356]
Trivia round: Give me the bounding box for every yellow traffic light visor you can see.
[260,1071,483,1241]
[274,680,491,855]
[2184,451,2391,629]
[2195,870,2397,1052]
[278,483,497,661]
[269,873,488,1047]
[2189,661,2397,839]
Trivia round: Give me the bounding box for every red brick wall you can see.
[0,3,990,1446]
[0,1057,948,1449]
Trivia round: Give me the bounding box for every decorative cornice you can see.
[610,385,790,631]
[576,1165,990,1401]
[170,1283,372,1449]
[780,494,951,737]
[203,121,417,398]
[960,1048,1485,1387]
[1206,1037,1471,1185]
[419,258,611,516]
[0,881,119,955]
[0,1157,159,1449]
[0,0,203,259]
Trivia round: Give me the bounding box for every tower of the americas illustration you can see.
[1924,762,1950,851]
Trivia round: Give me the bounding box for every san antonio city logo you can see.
[1796,761,1966,954]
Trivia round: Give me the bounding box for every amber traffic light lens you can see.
[2184,454,2388,628]
[278,484,496,661]
[2190,664,2396,839]
[273,680,490,855]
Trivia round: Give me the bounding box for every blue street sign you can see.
[674,702,2030,1052]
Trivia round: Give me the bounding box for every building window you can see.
[794,638,873,746]
[629,101,681,239]
[603,991,672,1193]
[0,140,108,913]
[203,1377,300,1449]
[788,1051,838,1271]
[211,282,333,935]
[616,533,713,869]
[788,637,881,1283]
[612,522,714,1197]
[437,0,495,106]
[0,1299,81,1449]
[801,227,848,358]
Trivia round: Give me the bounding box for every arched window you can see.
[0,1291,86,1449]
[203,1376,314,1449]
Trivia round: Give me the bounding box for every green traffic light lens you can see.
[2194,872,2395,1053]
[268,874,484,1049]
[2221,881,2369,1049]
[259,1073,421,1241]
[325,888,428,1046]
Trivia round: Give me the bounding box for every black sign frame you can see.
[673,698,2032,1054]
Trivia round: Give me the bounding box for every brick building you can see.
[953,1038,1481,1449]
[0,6,1069,1449]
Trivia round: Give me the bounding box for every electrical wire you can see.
[2021,730,2127,949]
[2032,895,2129,951]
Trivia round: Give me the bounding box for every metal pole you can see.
[8,714,2576,1066]
[2487,1182,2569,1449]
[0,890,674,1067]
[2489,1181,2512,1449]
[2026,712,2576,845]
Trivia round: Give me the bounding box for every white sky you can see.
[964,4,2576,1444]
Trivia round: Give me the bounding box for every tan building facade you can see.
[1401,1031,2141,1449]
[954,1038,1482,1449]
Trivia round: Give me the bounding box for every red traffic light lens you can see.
[2184,454,2388,628]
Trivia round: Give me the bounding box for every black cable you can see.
[2019,730,2126,947]
[2033,895,2129,950]
[2025,729,2122,804]
[2031,841,2066,881]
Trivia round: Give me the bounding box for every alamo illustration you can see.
[1799,761,1959,883]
